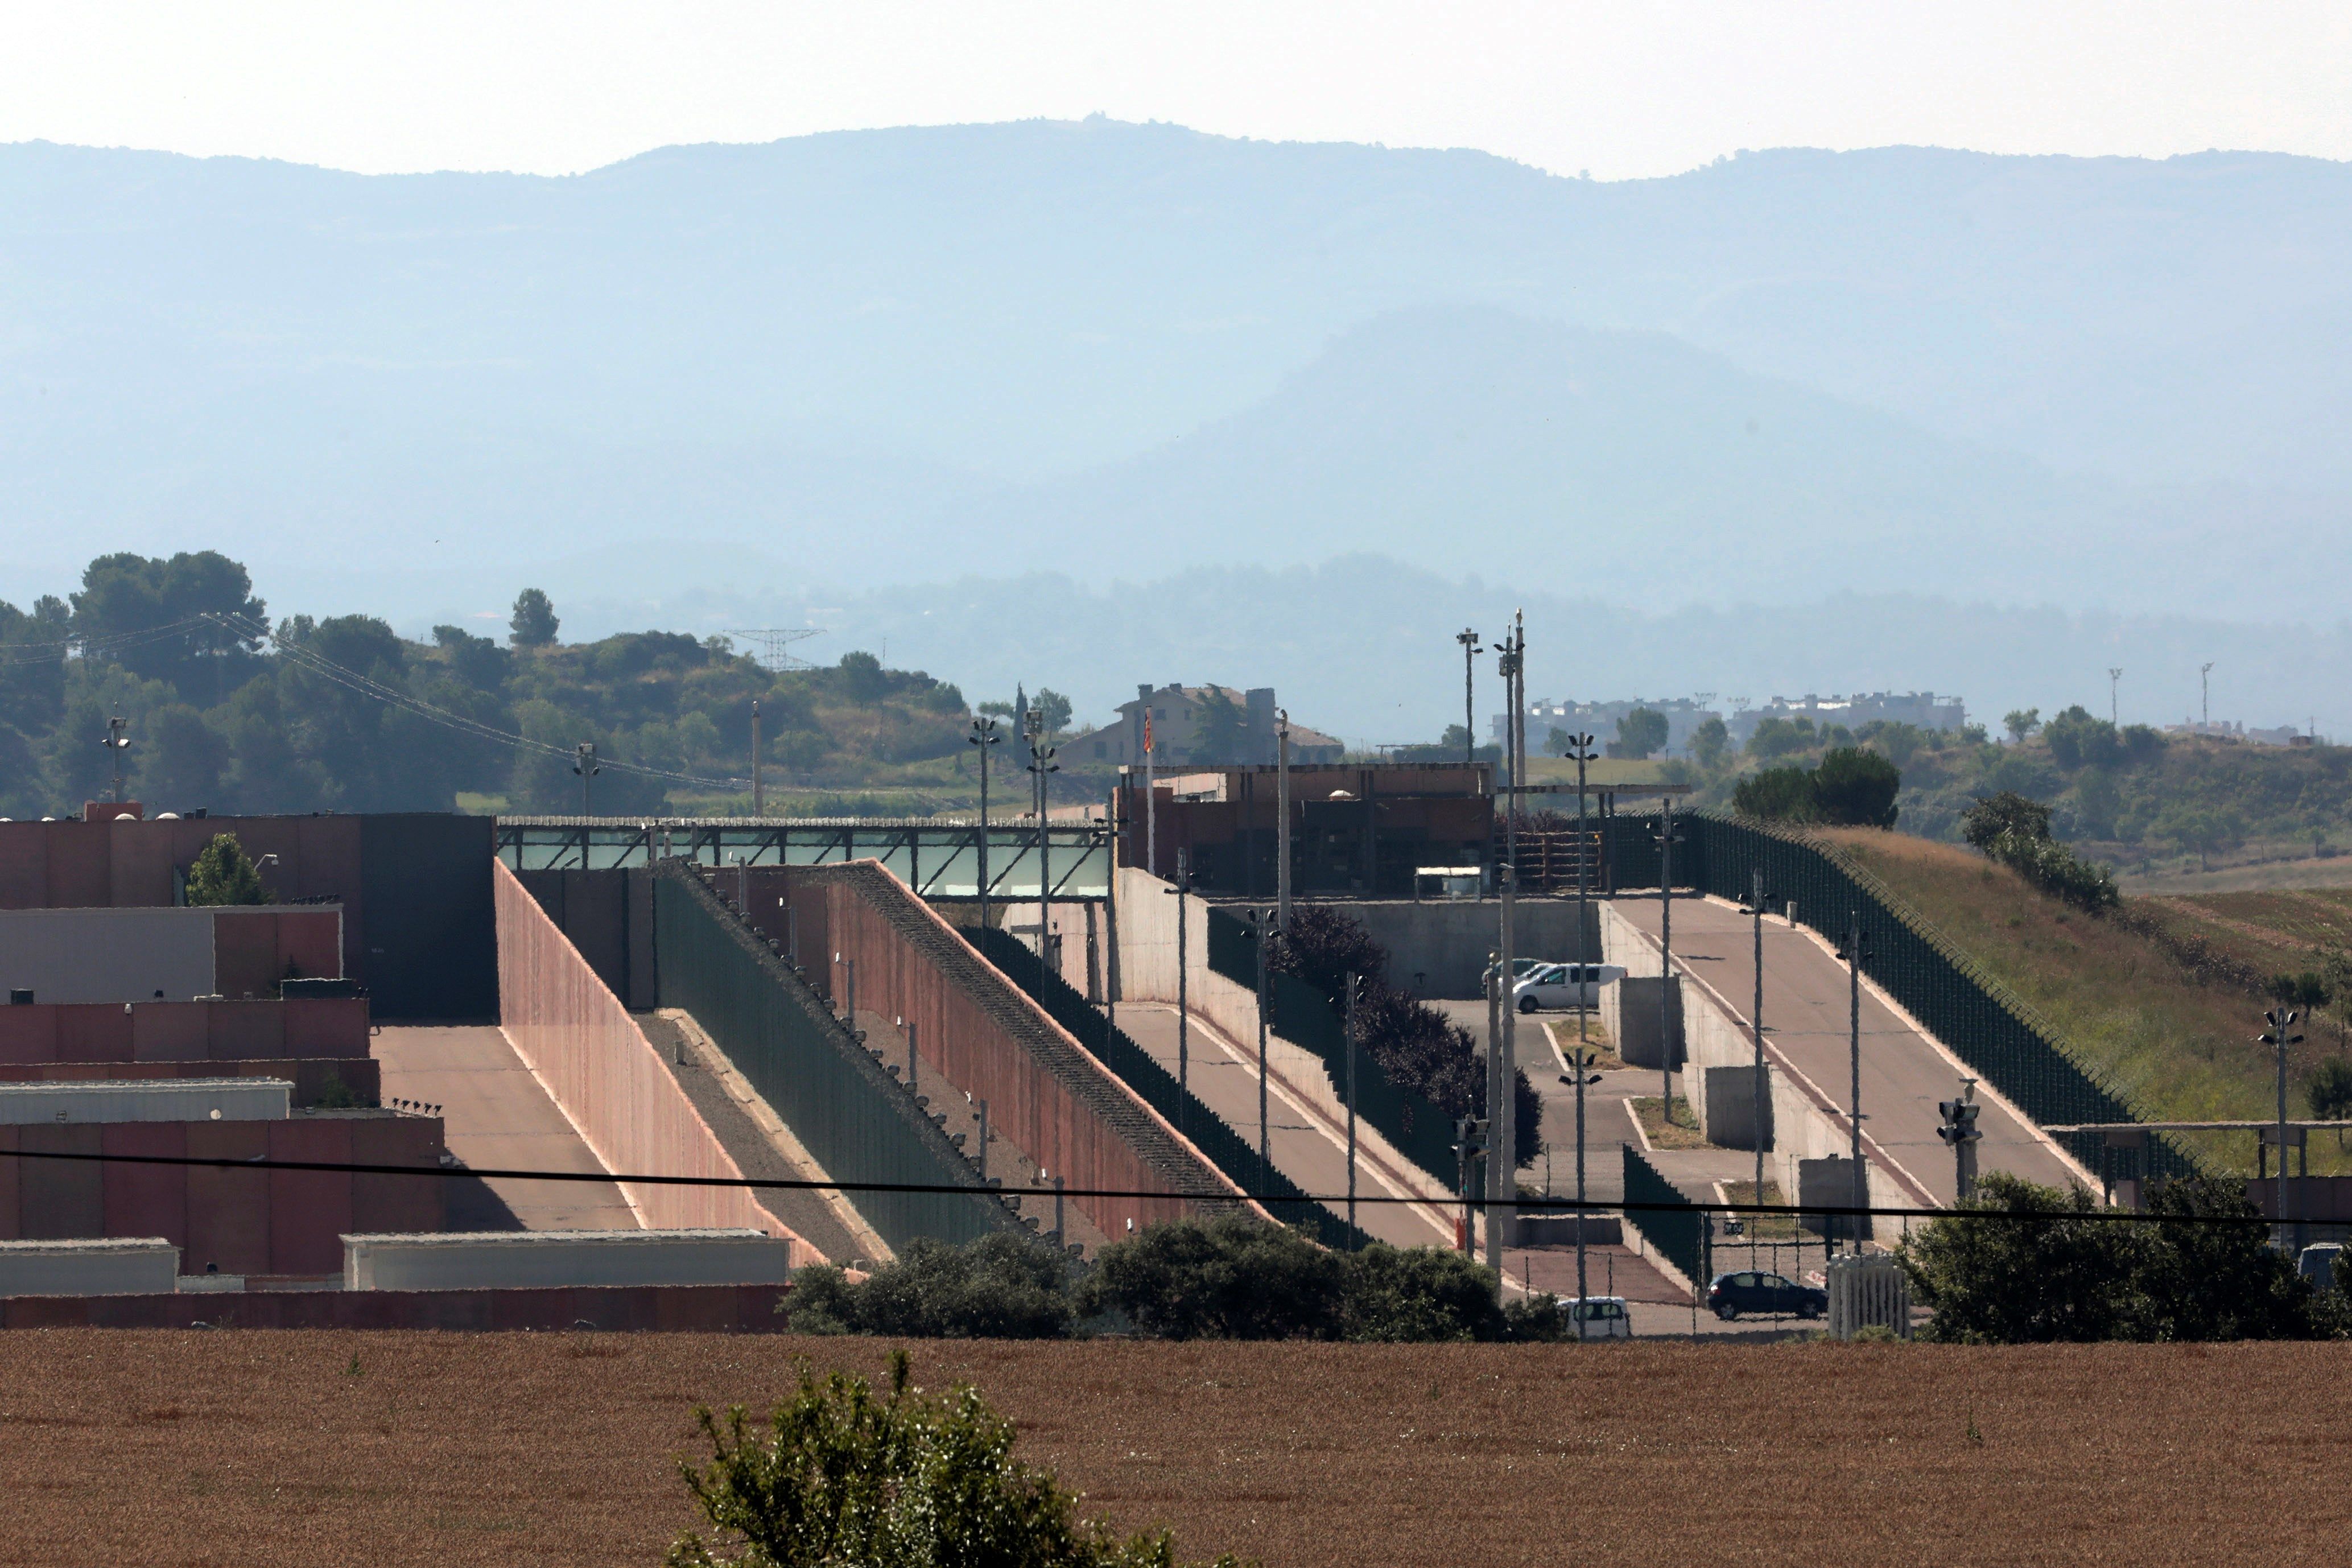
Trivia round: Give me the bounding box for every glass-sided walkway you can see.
[494,816,1112,899]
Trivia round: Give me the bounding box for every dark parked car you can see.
[1707,1270,1826,1321]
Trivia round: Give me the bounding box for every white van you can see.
[1511,963,1628,1013]
[1568,1295,1632,1339]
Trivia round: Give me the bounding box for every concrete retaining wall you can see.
[1598,898,1922,1246]
[0,906,341,1005]
[0,1057,380,1108]
[1604,975,1685,1071]
[1288,897,1599,999]
[493,861,811,1258]
[344,1228,795,1290]
[1113,866,1452,1207]
[0,1238,179,1297]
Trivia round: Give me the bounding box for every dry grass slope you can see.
[1820,830,2352,1175]
[3,1331,2350,1567]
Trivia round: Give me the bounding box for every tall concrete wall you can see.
[0,1113,443,1274]
[1292,897,1598,999]
[493,861,812,1258]
[792,861,1247,1241]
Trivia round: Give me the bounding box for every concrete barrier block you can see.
[0,1077,290,1125]
[342,1228,796,1291]
[0,1237,178,1297]
[1699,1064,1773,1152]
[1609,976,1684,1070]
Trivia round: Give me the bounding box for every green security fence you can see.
[1606,811,2193,1181]
[971,926,1370,1251]
[651,865,1012,1251]
[1205,909,1462,1193]
[1622,1144,1711,1286]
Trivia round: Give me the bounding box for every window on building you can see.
[1094,742,1107,759]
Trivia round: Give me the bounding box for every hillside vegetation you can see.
[1672,703,2352,880]
[1821,829,2352,1177]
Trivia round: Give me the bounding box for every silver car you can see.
[1511,962,1627,1013]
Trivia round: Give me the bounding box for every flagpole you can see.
[1145,703,1157,878]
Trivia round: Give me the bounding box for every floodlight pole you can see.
[573,742,600,815]
[1751,867,1771,1260]
[1025,705,1057,980]
[1276,708,1291,932]
[2264,1007,2307,1253]
[2201,662,2214,730]
[1566,731,1598,1042]
[968,716,1000,936]
[751,699,764,818]
[1487,861,1517,1273]
[100,715,130,802]
[1253,907,1272,1169]
[1345,972,1361,1244]
[1844,913,1869,1252]
[2109,667,2123,727]
[1455,629,1483,768]
[1656,798,1681,1115]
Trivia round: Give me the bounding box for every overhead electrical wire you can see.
[0,1143,2276,1227]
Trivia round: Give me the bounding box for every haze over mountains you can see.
[2,119,2347,736]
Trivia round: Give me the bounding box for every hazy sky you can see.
[4,2,2349,179]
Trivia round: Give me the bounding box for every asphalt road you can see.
[374,1025,639,1232]
[1611,894,2085,1203]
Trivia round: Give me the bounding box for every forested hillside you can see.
[0,551,980,819]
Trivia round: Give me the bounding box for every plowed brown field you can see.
[3,1331,2347,1566]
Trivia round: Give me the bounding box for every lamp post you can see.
[573,742,600,815]
[1560,1043,1604,1336]
[968,715,1001,936]
[1252,906,1274,1169]
[2262,1007,2306,1252]
[1654,799,1683,1117]
[1276,708,1292,932]
[1455,629,1483,768]
[1836,914,1874,1252]
[1487,861,1517,1273]
[1026,705,1058,980]
[1165,848,1192,1133]
[1345,972,1363,1243]
[1740,869,1780,1262]
[1563,730,1599,1042]
[751,698,764,818]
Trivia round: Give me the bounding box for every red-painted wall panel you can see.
[183,1120,270,1276]
[266,1119,354,1276]
[100,1123,188,1251]
[18,1125,104,1239]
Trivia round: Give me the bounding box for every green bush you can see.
[1958,790,2119,913]
[184,831,267,906]
[1339,1244,1504,1342]
[669,1350,1235,1568]
[1899,1171,2336,1343]
[1081,1215,1344,1340]
[1811,747,1901,828]
[782,1234,1076,1339]
[1731,764,1817,822]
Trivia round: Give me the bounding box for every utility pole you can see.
[1276,708,1292,932]
[2262,1008,2306,1253]
[2108,667,2123,727]
[99,715,130,802]
[1562,1039,1603,1335]
[573,742,600,815]
[1496,618,1525,872]
[1746,867,1777,1257]
[1166,849,1192,1131]
[1253,907,1273,1170]
[1026,706,1058,980]
[2201,662,2215,730]
[1656,799,1683,1117]
[1566,731,1598,1043]
[1839,914,1871,1252]
[751,699,764,818]
[1345,972,1361,1244]
[1455,629,1483,768]
[1488,862,1517,1272]
[1937,1080,1981,1200]
[967,715,1000,936]
[1144,698,1158,878]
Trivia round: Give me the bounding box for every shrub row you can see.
[783,1219,1575,1343]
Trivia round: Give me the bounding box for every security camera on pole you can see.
[1937,1079,1982,1200]
[573,742,601,814]
[98,715,131,802]
[2262,1006,2307,1251]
